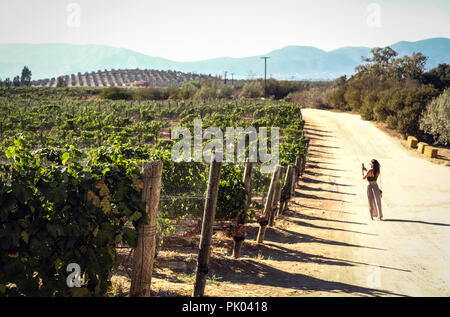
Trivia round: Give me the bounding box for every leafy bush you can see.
[251,165,272,197]
[264,79,300,99]
[420,88,450,145]
[386,115,398,129]
[421,63,450,92]
[179,82,200,99]
[373,96,391,122]
[360,103,374,121]
[218,86,234,99]
[344,86,363,111]
[392,85,438,136]
[134,88,171,100]
[149,147,207,221]
[0,138,148,296]
[194,82,218,100]
[100,87,133,100]
[239,81,264,99]
[326,86,348,110]
[279,135,307,167]
[253,103,302,127]
[216,164,251,224]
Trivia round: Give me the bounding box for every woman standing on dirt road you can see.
[362,159,383,221]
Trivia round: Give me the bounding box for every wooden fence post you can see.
[301,156,306,176]
[232,239,244,259]
[231,160,253,259]
[279,165,295,216]
[290,164,297,198]
[243,160,253,207]
[295,156,303,181]
[302,139,310,176]
[130,160,163,297]
[257,165,281,243]
[269,166,284,227]
[193,156,222,297]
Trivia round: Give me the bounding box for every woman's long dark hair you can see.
[371,159,380,176]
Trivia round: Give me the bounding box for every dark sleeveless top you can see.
[367,171,378,182]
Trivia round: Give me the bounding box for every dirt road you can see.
[291,108,450,296]
[133,108,450,297]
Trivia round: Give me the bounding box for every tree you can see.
[239,80,263,98]
[344,85,363,111]
[4,78,11,87]
[264,79,300,99]
[21,66,32,86]
[179,84,198,99]
[420,88,450,145]
[326,85,348,110]
[354,47,427,85]
[218,86,234,99]
[333,75,347,87]
[194,81,218,100]
[392,52,427,81]
[56,76,67,88]
[363,47,398,67]
[422,63,450,91]
[13,76,21,87]
[356,47,398,77]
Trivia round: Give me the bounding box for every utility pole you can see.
[231,73,235,86]
[260,56,270,98]
[224,71,228,85]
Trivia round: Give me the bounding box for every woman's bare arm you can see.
[363,169,373,180]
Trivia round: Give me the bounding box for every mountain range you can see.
[0,38,449,81]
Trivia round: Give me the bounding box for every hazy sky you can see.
[1,0,449,61]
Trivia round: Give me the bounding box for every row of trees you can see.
[239,79,300,99]
[325,47,449,144]
[99,81,221,101]
[100,78,327,101]
[0,66,32,87]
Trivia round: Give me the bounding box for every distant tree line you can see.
[100,78,329,101]
[0,66,32,87]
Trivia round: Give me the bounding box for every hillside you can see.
[31,68,217,88]
[0,38,449,80]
